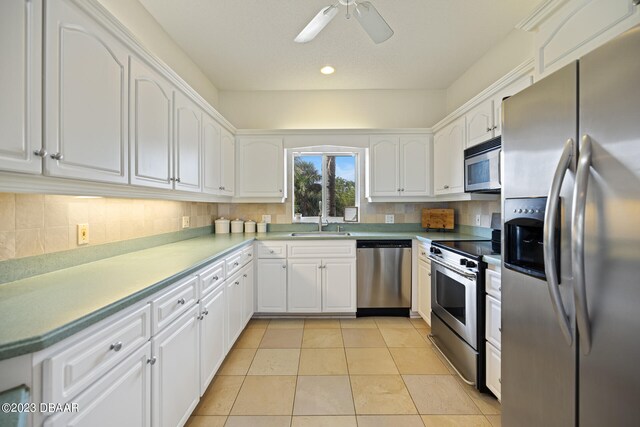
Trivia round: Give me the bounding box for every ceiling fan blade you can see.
[294,5,339,43]
[354,1,394,44]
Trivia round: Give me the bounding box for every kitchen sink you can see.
[289,232,351,237]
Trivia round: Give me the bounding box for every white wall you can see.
[97,0,220,108]
[218,90,446,129]
[445,29,534,114]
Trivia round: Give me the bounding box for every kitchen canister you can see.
[257,222,268,233]
[245,220,256,233]
[231,219,244,233]
[214,217,230,234]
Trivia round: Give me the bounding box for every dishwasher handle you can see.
[356,240,412,249]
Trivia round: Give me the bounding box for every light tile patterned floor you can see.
[187,317,501,427]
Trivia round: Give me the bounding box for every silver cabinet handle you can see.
[428,272,431,277]
[203,309,209,316]
[243,274,248,277]
[175,177,181,183]
[50,152,64,160]
[486,127,492,132]
[492,125,498,130]
[234,262,239,266]
[170,177,175,182]
[444,185,449,189]
[397,188,401,192]
[110,342,123,352]
[177,298,186,305]
[197,314,204,320]
[282,264,286,269]
[270,250,275,254]
[543,138,574,346]
[498,327,502,332]
[213,275,219,281]
[234,281,240,285]
[279,189,283,192]
[147,357,157,365]
[572,134,593,355]
[33,148,48,157]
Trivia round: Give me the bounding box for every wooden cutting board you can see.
[422,208,454,230]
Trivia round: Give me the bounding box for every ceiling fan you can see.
[294,0,394,44]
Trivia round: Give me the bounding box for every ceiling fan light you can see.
[320,66,335,75]
[354,1,394,44]
[294,5,339,43]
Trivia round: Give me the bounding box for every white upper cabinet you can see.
[44,0,128,184]
[491,74,534,137]
[173,90,201,192]
[220,129,235,196]
[369,135,432,198]
[369,136,400,196]
[0,0,42,174]
[202,114,222,194]
[434,117,465,195]
[466,100,494,148]
[129,57,173,189]
[236,137,284,198]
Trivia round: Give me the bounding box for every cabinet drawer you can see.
[486,294,501,349]
[43,304,151,404]
[199,260,225,296]
[226,250,244,277]
[486,342,501,401]
[257,241,287,258]
[288,241,356,258]
[417,242,431,262]
[486,268,502,300]
[242,245,254,265]
[151,275,198,334]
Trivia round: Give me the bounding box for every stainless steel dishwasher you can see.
[356,240,412,316]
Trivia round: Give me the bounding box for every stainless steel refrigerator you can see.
[501,25,640,426]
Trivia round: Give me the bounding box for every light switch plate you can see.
[262,215,272,223]
[77,224,89,245]
[385,214,395,224]
[182,216,190,228]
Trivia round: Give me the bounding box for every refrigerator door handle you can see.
[543,138,574,346]
[572,134,593,354]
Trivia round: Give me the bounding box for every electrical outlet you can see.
[262,215,272,223]
[475,214,481,226]
[77,224,89,245]
[385,214,395,224]
[182,216,190,228]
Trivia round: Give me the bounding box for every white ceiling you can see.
[138,0,540,91]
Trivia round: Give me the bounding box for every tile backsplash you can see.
[0,193,217,261]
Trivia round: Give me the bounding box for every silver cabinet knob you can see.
[498,286,502,291]
[397,188,401,192]
[279,189,283,192]
[219,186,223,190]
[33,148,48,157]
[269,250,275,254]
[243,274,248,277]
[110,342,123,352]
[444,185,450,189]
[428,272,431,277]
[170,177,175,182]
[147,357,157,365]
[247,253,252,257]
[234,262,239,266]
[50,152,64,160]
[499,327,502,332]
[213,275,219,281]
[197,314,204,320]
[492,125,498,130]
[282,264,286,269]
[499,378,501,383]
[401,188,405,191]
[486,127,492,132]
[234,281,240,285]
[177,298,186,305]
[175,177,181,183]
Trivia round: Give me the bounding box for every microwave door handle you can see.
[543,138,574,346]
[572,135,593,355]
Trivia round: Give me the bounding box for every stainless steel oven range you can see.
[428,240,496,392]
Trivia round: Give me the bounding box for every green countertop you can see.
[0,231,484,361]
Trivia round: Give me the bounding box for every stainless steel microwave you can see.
[464,136,501,193]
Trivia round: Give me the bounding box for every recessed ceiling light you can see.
[320,66,335,75]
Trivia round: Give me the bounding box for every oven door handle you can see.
[543,138,574,346]
[428,256,477,280]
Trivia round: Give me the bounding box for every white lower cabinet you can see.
[485,266,502,401]
[226,271,244,350]
[486,342,501,401]
[257,258,288,312]
[322,259,357,312]
[198,285,226,396]
[242,263,255,325]
[287,259,322,313]
[417,257,432,325]
[151,305,200,427]
[44,342,152,427]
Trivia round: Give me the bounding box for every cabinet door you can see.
[0,0,42,174]
[129,57,172,189]
[369,136,399,196]
[486,342,501,401]
[220,128,235,195]
[44,343,151,427]
[242,263,254,326]
[485,294,501,349]
[434,117,465,195]
[417,259,431,325]
[256,259,287,313]
[322,258,356,313]
[236,137,284,197]
[152,306,200,427]
[492,74,533,137]
[202,113,222,194]
[44,0,128,183]
[226,272,244,349]
[174,91,201,192]
[287,259,322,313]
[399,136,431,196]
[466,100,494,148]
[199,285,225,396]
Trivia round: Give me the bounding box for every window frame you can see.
[291,147,360,223]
